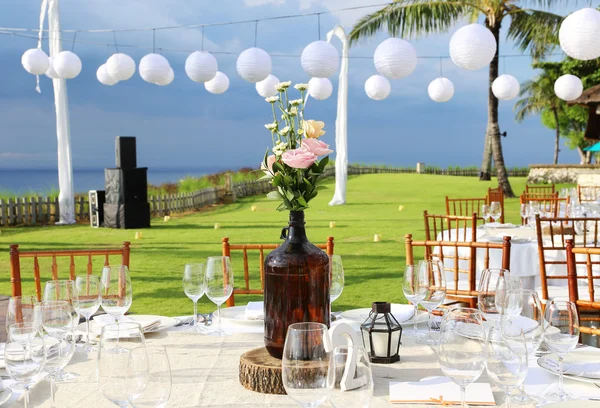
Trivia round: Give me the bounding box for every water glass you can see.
[6,296,37,332]
[480,204,490,225]
[329,255,345,305]
[416,260,446,345]
[528,202,541,226]
[330,346,373,408]
[489,202,502,225]
[101,265,133,320]
[282,322,333,407]
[127,346,172,408]
[182,263,206,331]
[43,280,80,326]
[478,268,511,323]
[205,256,234,336]
[73,275,102,351]
[402,265,426,337]
[520,204,529,226]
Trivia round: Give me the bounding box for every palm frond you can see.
[507,9,564,59]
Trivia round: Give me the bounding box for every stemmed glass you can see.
[43,280,80,328]
[415,260,446,345]
[4,323,46,408]
[489,202,502,226]
[329,255,345,306]
[542,300,580,402]
[6,296,37,332]
[528,202,541,227]
[402,265,426,337]
[282,322,333,407]
[127,346,172,408]
[478,268,512,324]
[437,308,486,408]
[101,265,133,321]
[205,256,234,336]
[330,346,373,408]
[182,263,206,331]
[73,275,102,351]
[480,204,490,225]
[520,204,530,226]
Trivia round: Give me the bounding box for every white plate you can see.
[219,306,263,327]
[77,315,177,336]
[544,402,600,408]
[0,388,12,407]
[340,304,427,325]
[538,347,600,384]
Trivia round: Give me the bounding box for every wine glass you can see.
[43,279,80,327]
[73,275,102,351]
[528,202,541,226]
[478,268,511,324]
[97,322,146,407]
[5,323,46,408]
[520,204,529,226]
[182,263,206,331]
[282,322,333,407]
[489,202,502,226]
[402,265,426,337]
[127,346,172,408]
[6,296,37,332]
[416,260,446,345]
[437,308,486,408]
[101,265,133,321]
[329,255,345,306]
[480,204,490,225]
[205,256,234,336]
[330,345,373,408]
[541,300,580,402]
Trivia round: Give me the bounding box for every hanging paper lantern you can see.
[308,77,333,100]
[301,40,339,78]
[45,57,60,79]
[155,67,174,86]
[373,38,417,80]
[559,8,600,61]
[53,51,82,79]
[236,47,272,83]
[365,75,391,101]
[554,74,583,102]
[205,71,230,94]
[449,24,497,70]
[139,53,170,84]
[428,77,455,103]
[255,74,280,97]
[185,51,218,83]
[21,48,50,75]
[492,74,520,101]
[106,53,136,81]
[96,64,119,86]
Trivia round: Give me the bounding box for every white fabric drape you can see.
[327,26,348,206]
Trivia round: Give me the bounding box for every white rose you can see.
[279,126,290,135]
[265,123,277,131]
[294,83,308,91]
[265,96,279,103]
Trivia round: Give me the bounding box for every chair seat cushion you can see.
[537,285,600,302]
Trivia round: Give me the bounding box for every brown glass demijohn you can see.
[263,211,330,359]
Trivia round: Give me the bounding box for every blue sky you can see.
[0,0,597,171]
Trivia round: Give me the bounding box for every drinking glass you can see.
[101,265,133,320]
[182,263,206,331]
[73,275,102,351]
[329,255,345,306]
[205,256,234,336]
[282,322,333,407]
[478,268,511,324]
[402,265,426,337]
[489,202,502,225]
[43,280,80,328]
[437,308,486,408]
[528,202,541,226]
[6,296,37,332]
[542,300,580,402]
[5,323,46,408]
[520,204,529,226]
[416,260,446,345]
[480,204,490,225]
[97,322,146,407]
[330,346,373,408]
[127,346,172,408]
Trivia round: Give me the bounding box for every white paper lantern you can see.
[365,75,391,101]
[185,51,218,83]
[21,48,50,75]
[449,24,497,70]
[373,38,417,80]
[554,74,583,102]
[53,51,82,79]
[156,67,174,86]
[237,47,272,83]
[492,74,520,101]
[559,8,600,61]
[428,77,455,103]
[301,40,339,78]
[106,53,136,81]
[255,74,280,97]
[308,77,333,100]
[45,57,60,79]
[96,64,119,86]
[205,71,230,94]
[139,53,171,84]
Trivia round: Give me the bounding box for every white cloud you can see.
[244,0,285,6]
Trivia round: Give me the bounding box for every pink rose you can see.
[261,155,277,175]
[281,149,318,169]
[301,138,333,157]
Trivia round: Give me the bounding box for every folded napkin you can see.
[245,301,264,320]
[93,315,161,331]
[390,377,495,405]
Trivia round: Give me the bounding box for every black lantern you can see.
[360,302,402,364]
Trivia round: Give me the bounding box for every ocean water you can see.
[0,168,219,196]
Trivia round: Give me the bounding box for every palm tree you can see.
[349,0,583,198]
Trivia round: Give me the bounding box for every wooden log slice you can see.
[239,347,286,395]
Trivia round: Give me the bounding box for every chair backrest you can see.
[424,211,477,242]
[520,194,567,217]
[535,215,600,302]
[486,187,505,224]
[566,240,600,336]
[526,185,555,195]
[9,242,131,302]
[222,237,334,307]
[578,185,600,203]
[445,196,487,224]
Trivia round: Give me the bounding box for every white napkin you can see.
[390,377,495,405]
[245,301,264,320]
[93,315,161,331]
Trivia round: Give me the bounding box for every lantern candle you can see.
[373,234,382,242]
[360,302,402,364]
[214,223,221,230]
[329,221,336,228]
[251,205,257,212]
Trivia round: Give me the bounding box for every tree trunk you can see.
[586,151,593,164]
[553,108,560,164]
[577,147,586,164]
[486,21,515,197]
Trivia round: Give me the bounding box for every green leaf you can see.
[318,156,329,172]
[258,174,273,181]
[285,190,295,201]
[316,185,329,191]
[303,177,313,190]
[273,173,283,187]
[297,196,308,207]
[263,148,269,167]
[267,191,282,200]
[272,161,285,174]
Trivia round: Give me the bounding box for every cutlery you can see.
[175,317,194,327]
[204,313,213,326]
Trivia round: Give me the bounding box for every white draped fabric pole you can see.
[327,26,348,206]
[47,0,75,224]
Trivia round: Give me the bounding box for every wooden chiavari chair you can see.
[424,211,477,242]
[405,234,511,308]
[578,185,600,203]
[525,184,555,195]
[445,196,487,224]
[520,194,567,218]
[486,187,505,224]
[222,237,334,307]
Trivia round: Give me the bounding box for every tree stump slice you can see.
[239,347,286,395]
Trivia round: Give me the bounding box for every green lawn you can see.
[0,174,571,316]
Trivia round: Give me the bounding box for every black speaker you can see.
[89,190,105,228]
[105,168,148,205]
[115,136,137,169]
[103,203,150,229]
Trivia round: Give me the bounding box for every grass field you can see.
[0,174,571,317]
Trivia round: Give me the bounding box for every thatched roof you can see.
[569,84,600,106]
